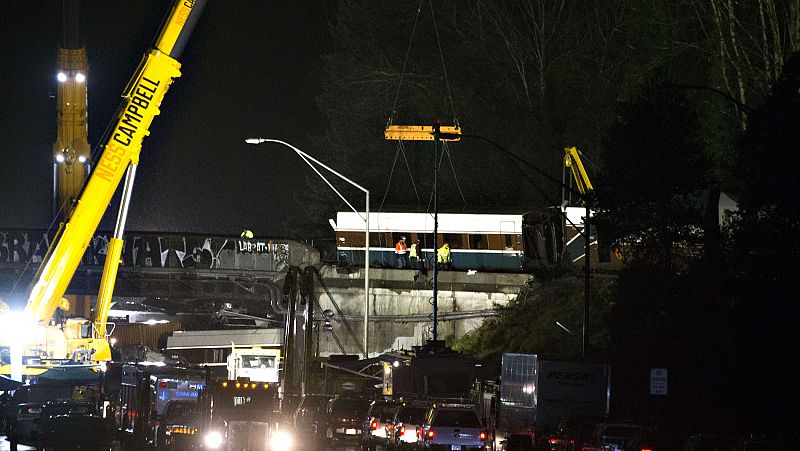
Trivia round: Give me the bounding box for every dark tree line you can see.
[292,0,797,234]
[299,0,800,436]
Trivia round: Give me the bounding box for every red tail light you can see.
[479,431,487,441]
[427,430,434,439]
[371,420,378,430]
[399,426,405,435]
[158,381,168,389]
[549,438,561,444]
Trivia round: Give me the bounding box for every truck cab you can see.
[199,378,286,451]
[227,347,280,383]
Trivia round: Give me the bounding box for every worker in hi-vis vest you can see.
[395,236,409,269]
[437,243,452,270]
[409,239,421,269]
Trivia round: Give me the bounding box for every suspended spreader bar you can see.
[384,124,462,142]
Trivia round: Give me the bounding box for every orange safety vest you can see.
[395,241,408,254]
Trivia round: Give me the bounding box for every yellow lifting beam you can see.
[384,124,462,142]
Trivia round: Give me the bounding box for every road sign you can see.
[650,368,668,395]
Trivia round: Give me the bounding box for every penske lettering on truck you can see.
[94,76,161,183]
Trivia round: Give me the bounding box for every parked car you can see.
[419,404,487,451]
[682,433,739,451]
[320,396,371,442]
[156,400,200,450]
[387,401,431,451]
[547,415,605,451]
[6,402,45,451]
[37,401,114,451]
[731,436,791,451]
[294,394,332,438]
[625,429,683,451]
[590,422,642,451]
[361,399,401,450]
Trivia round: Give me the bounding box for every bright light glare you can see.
[75,72,86,83]
[392,360,400,368]
[142,319,169,325]
[139,361,167,367]
[204,431,224,448]
[57,72,67,82]
[77,155,87,163]
[0,311,36,343]
[55,153,66,163]
[269,430,294,451]
[245,138,265,144]
[522,384,534,394]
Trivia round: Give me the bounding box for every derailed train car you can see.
[331,209,614,272]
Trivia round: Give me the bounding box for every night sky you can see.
[0,1,334,237]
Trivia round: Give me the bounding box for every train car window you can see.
[504,234,514,249]
[469,234,489,249]
[419,233,436,249]
[370,233,388,247]
[340,231,365,247]
[443,233,463,248]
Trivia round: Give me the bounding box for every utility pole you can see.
[432,127,440,341]
[583,202,590,357]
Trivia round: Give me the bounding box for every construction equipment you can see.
[563,146,594,201]
[0,0,208,379]
[384,124,462,141]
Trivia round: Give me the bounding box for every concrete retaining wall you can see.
[314,266,531,356]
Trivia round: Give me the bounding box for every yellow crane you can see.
[563,146,594,200]
[0,0,208,379]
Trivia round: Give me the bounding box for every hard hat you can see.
[401,236,406,240]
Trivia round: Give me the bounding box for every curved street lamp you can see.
[245,138,370,358]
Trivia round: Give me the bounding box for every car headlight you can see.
[204,430,224,448]
[269,430,294,451]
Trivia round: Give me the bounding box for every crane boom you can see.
[563,146,594,198]
[24,1,207,330]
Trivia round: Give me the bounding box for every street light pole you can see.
[245,138,371,358]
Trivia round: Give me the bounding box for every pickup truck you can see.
[419,404,488,451]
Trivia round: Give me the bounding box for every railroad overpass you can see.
[1,228,530,356]
[0,228,319,317]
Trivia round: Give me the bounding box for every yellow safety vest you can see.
[409,243,418,258]
[437,246,451,263]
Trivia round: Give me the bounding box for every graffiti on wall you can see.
[0,230,291,272]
